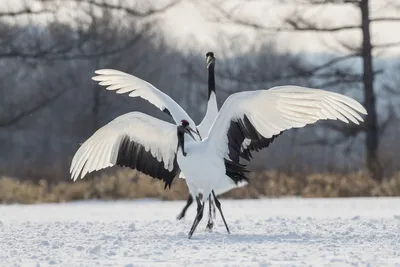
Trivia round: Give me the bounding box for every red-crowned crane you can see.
[70,65,367,239]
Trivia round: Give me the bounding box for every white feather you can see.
[70,112,178,181]
[197,91,219,137]
[207,86,367,159]
[178,91,219,180]
[92,69,197,128]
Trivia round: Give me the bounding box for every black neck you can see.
[208,63,215,99]
[177,128,186,156]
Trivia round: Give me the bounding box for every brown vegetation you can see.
[1,169,400,204]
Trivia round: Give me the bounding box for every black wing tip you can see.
[116,135,180,189]
[224,158,249,184]
[228,114,284,163]
[164,182,172,190]
[163,108,172,117]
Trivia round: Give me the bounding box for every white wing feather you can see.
[70,112,178,181]
[197,91,219,137]
[207,86,367,158]
[92,69,196,127]
[178,92,219,180]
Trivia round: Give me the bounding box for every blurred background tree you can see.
[204,0,400,181]
[1,0,399,186]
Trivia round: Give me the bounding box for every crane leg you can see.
[212,198,216,219]
[212,190,230,234]
[188,196,205,239]
[206,194,214,231]
[177,194,193,220]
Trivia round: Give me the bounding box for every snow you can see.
[1,198,400,266]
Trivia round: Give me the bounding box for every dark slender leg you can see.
[206,194,214,231]
[212,197,216,219]
[177,195,193,220]
[188,196,205,239]
[188,196,202,235]
[212,190,230,234]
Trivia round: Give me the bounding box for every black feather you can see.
[116,135,180,189]
[224,114,283,182]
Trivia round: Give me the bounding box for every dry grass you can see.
[1,169,400,204]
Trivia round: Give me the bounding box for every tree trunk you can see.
[360,0,382,181]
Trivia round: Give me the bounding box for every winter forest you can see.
[1,0,400,201]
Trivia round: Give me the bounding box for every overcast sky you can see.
[4,0,400,58]
[159,0,400,57]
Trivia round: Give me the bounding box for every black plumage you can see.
[116,135,180,189]
[224,114,282,181]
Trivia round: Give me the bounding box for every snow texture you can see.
[1,198,400,266]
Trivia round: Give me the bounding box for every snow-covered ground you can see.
[1,198,400,266]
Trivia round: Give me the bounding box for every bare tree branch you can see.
[205,2,299,32]
[0,7,53,17]
[370,17,400,22]
[308,54,360,72]
[313,76,360,88]
[335,38,361,53]
[373,40,400,49]
[301,136,348,146]
[285,14,360,32]
[320,121,365,136]
[57,0,181,17]
[297,0,360,5]
[379,104,396,137]
[0,3,152,61]
[0,28,146,60]
[382,83,400,96]
[203,0,398,180]
[0,88,67,127]
[300,120,364,152]
[216,53,361,87]
[210,4,361,33]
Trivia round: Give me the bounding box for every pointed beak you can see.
[195,128,202,141]
[186,127,201,141]
[206,56,214,68]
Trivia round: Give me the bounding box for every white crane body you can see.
[71,59,367,238]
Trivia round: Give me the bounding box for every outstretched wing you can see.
[70,112,180,189]
[239,134,282,162]
[92,69,197,128]
[207,86,367,178]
